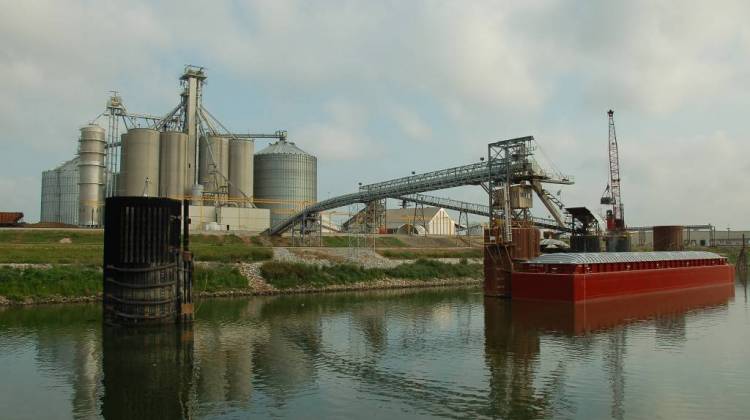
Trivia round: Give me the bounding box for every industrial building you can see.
[39,66,317,232]
[344,206,457,235]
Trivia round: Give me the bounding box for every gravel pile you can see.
[237,262,276,293]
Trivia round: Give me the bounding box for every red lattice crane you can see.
[600,109,625,231]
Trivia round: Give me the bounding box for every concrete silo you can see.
[159,131,188,199]
[118,128,160,197]
[78,125,106,226]
[254,139,317,227]
[228,138,254,206]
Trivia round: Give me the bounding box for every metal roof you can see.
[526,251,724,265]
[256,139,313,156]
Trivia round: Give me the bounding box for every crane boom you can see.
[601,109,625,231]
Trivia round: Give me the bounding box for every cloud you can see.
[294,100,378,160]
[391,107,432,142]
[1,0,749,227]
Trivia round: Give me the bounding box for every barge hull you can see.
[513,264,735,302]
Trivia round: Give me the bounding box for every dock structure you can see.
[103,197,193,326]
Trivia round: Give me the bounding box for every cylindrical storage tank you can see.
[198,135,229,192]
[228,139,254,206]
[103,197,182,326]
[119,128,160,197]
[159,131,188,199]
[254,139,317,227]
[570,235,602,252]
[653,225,684,251]
[78,125,106,226]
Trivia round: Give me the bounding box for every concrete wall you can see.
[188,205,216,231]
[217,207,270,232]
[188,206,270,232]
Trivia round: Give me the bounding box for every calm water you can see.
[1,283,749,419]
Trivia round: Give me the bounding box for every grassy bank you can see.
[0,266,101,302]
[377,248,482,260]
[0,232,272,264]
[260,259,483,289]
[0,264,250,303]
[193,265,248,292]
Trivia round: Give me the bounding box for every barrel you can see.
[653,225,684,251]
[103,197,182,326]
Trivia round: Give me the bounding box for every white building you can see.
[382,207,456,235]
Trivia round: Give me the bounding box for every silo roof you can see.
[256,140,313,156]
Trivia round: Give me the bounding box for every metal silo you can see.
[159,131,188,199]
[199,135,229,193]
[78,124,106,226]
[229,138,254,206]
[119,128,160,197]
[40,157,79,225]
[254,139,317,227]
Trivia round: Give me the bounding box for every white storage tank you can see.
[254,139,317,227]
[229,138,254,206]
[78,124,106,226]
[119,128,160,197]
[198,135,229,193]
[159,131,188,199]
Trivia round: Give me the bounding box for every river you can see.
[1,283,749,419]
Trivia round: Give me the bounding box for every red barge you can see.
[511,251,734,302]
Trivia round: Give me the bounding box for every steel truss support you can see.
[487,136,535,243]
[292,211,321,247]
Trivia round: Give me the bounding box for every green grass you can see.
[0,244,102,264]
[376,237,408,247]
[191,244,273,262]
[0,230,103,244]
[0,264,252,301]
[0,231,272,264]
[260,259,483,289]
[0,266,101,302]
[193,265,248,292]
[320,236,353,247]
[378,248,482,260]
[190,234,246,245]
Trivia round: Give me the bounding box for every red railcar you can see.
[0,212,24,226]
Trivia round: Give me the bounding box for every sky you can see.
[1,0,749,228]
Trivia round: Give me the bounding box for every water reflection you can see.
[0,284,742,419]
[483,284,735,419]
[101,325,194,419]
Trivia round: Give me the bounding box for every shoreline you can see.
[0,277,481,306]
